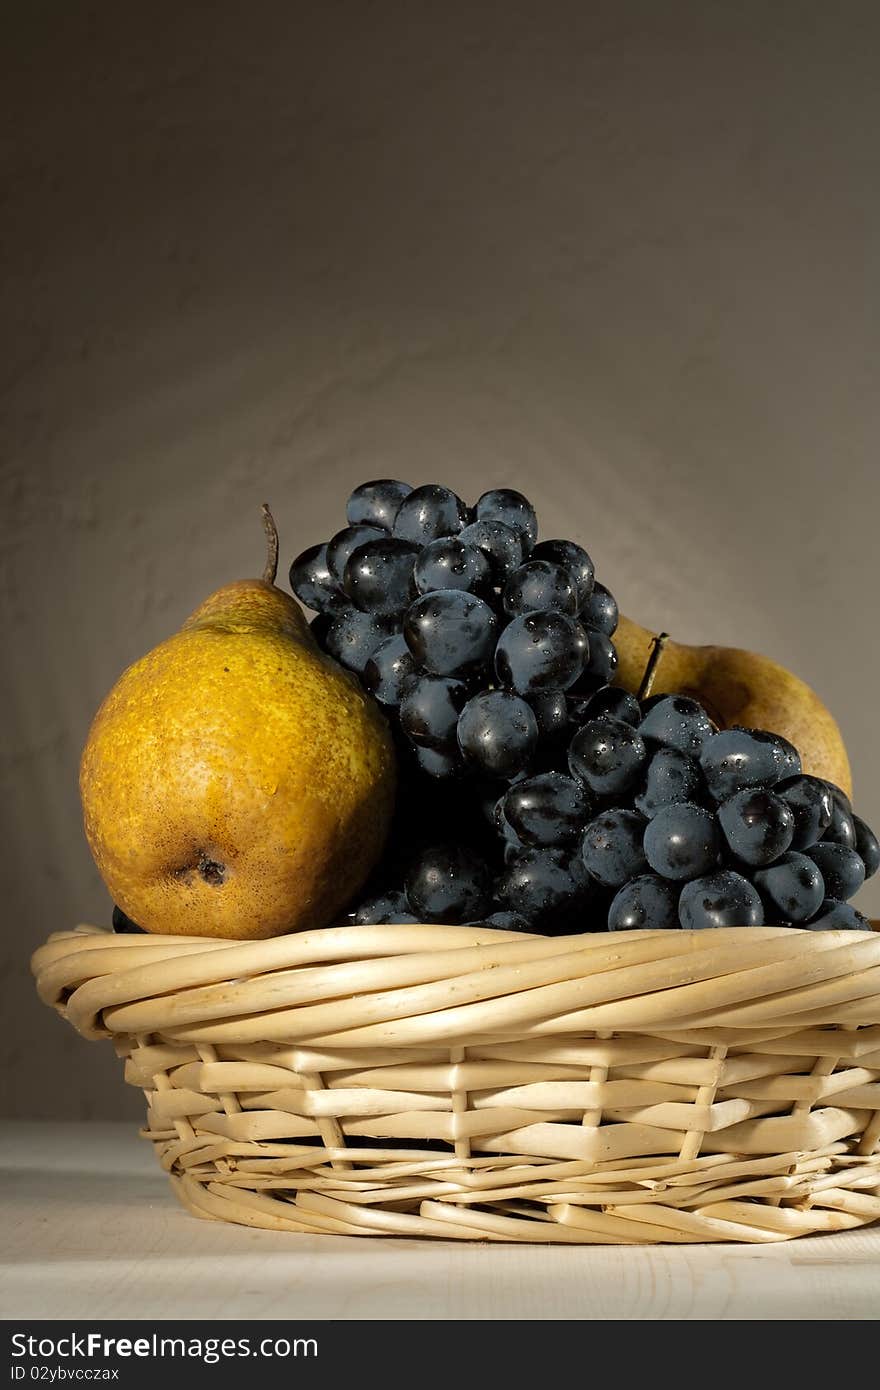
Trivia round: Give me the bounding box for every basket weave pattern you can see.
[33,922,880,1244]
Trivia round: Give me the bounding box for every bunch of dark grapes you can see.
[288,480,878,936]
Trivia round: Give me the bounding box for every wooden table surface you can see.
[1,1121,878,1320]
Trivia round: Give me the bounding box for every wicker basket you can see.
[32,921,880,1244]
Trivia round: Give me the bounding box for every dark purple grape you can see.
[458,519,524,582]
[343,538,419,616]
[400,675,469,750]
[495,611,588,694]
[326,524,385,584]
[414,538,491,596]
[528,690,571,744]
[346,479,413,531]
[478,910,534,932]
[717,789,795,867]
[404,590,498,676]
[753,852,826,921]
[806,899,872,931]
[475,488,538,548]
[325,607,396,673]
[363,634,418,706]
[775,775,834,850]
[354,892,420,925]
[413,746,465,779]
[678,871,764,929]
[573,628,618,688]
[572,685,640,727]
[502,561,578,617]
[530,540,595,608]
[853,816,880,879]
[577,581,617,634]
[822,797,856,850]
[392,484,469,544]
[804,843,865,902]
[607,875,679,931]
[699,729,784,801]
[568,718,647,798]
[112,905,144,934]
[634,748,705,818]
[638,696,714,757]
[581,809,648,888]
[643,803,721,881]
[289,542,346,614]
[495,849,589,932]
[502,773,591,850]
[405,845,492,923]
[735,728,802,781]
[457,690,539,778]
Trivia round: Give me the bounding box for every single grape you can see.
[404,590,498,676]
[853,815,880,879]
[363,634,418,706]
[325,607,396,673]
[346,479,413,531]
[634,747,705,818]
[607,875,680,931]
[405,845,492,923]
[479,910,534,932]
[735,728,802,781]
[288,542,346,614]
[573,628,618,688]
[638,696,715,757]
[821,797,856,850]
[678,871,764,929]
[804,843,865,902]
[343,537,419,616]
[581,809,649,888]
[806,899,872,930]
[495,849,588,931]
[528,690,571,744]
[572,685,641,727]
[578,581,618,634]
[495,611,588,694]
[412,745,465,780]
[502,561,578,617]
[475,488,538,548]
[458,519,524,582]
[392,484,469,544]
[753,851,826,921]
[112,905,144,934]
[502,772,591,850]
[457,690,539,778]
[717,789,795,867]
[400,675,470,750]
[775,775,834,850]
[530,540,595,608]
[414,538,491,596]
[326,524,385,584]
[699,729,784,801]
[568,718,647,797]
[643,803,721,881]
[354,892,420,924]
[823,782,854,816]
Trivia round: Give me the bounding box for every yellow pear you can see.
[614,615,852,796]
[80,508,396,939]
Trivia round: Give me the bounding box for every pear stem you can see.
[261,504,279,586]
[638,632,669,702]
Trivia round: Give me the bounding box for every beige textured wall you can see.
[3,2,880,1118]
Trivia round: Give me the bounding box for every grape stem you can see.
[638,632,669,701]
[261,503,279,586]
